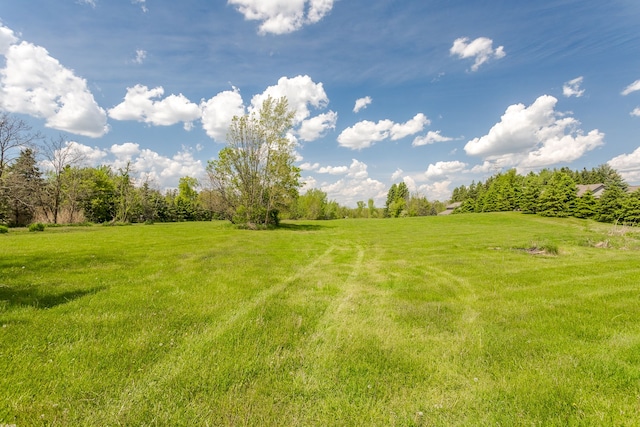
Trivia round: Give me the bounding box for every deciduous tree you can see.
[206,96,300,227]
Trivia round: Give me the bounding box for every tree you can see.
[385,182,410,217]
[296,188,328,219]
[82,166,116,223]
[40,135,87,223]
[206,96,301,227]
[0,113,41,179]
[619,189,640,225]
[538,172,577,217]
[573,191,598,219]
[2,149,44,225]
[597,185,627,223]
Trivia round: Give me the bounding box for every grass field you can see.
[1,213,640,426]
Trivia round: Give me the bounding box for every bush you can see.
[28,222,46,232]
[0,225,8,234]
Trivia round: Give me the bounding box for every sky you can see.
[1,0,640,206]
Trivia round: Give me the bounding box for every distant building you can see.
[439,201,462,215]
[576,183,606,198]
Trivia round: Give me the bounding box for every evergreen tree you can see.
[573,191,598,219]
[538,172,577,217]
[2,148,44,226]
[597,186,627,223]
[619,189,640,225]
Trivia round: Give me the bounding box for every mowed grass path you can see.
[1,214,640,425]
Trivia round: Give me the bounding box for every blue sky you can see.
[1,0,640,206]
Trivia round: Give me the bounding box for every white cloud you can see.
[111,142,141,160]
[300,162,319,171]
[0,23,18,55]
[78,0,97,7]
[228,0,334,35]
[391,168,404,181]
[353,96,372,113]
[608,147,640,183]
[298,111,337,141]
[0,36,108,137]
[250,75,328,124]
[65,141,107,165]
[337,113,429,149]
[133,0,148,13]
[464,95,604,169]
[200,88,245,142]
[318,165,348,175]
[417,180,453,201]
[133,49,147,64]
[424,161,467,180]
[390,113,430,140]
[450,37,506,71]
[108,84,201,130]
[621,80,640,96]
[631,107,640,117]
[563,76,585,98]
[412,130,454,146]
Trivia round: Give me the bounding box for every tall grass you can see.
[1,214,639,425]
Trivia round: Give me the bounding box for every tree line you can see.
[449,165,640,225]
[0,104,394,228]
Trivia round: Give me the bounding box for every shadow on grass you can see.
[277,222,328,231]
[0,285,106,309]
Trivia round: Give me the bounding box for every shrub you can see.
[0,225,8,234]
[28,222,46,232]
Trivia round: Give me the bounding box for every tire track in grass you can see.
[105,245,337,422]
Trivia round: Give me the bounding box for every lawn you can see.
[1,214,640,425]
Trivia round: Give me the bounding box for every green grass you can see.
[1,213,640,425]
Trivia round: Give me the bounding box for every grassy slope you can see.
[1,214,640,426]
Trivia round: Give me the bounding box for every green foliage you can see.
[573,191,598,219]
[28,222,45,232]
[597,185,627,223]
[619,189,640,225]
[451,165,633,225]
[206,96,300,227]
[0,224,8,233]
[538,172,577,217]
[295,188,329,219]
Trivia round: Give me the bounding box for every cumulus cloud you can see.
[424,161,468,180]
[320,161,386,206]
[465,95,604,169]
[632,107,640,117]
[391,168,404,181]
[250,75,328,124]
[0,23,18,55]
[563,76,585,98]
[111,142,141,160]
[108,84,201,130]
[418,180,453,201]
[621,80,640,96]
[338,113,429,149]
[200,88,245,142]
[298,111,337,141]
[228,0,334,35]
[353,96,372,113]
[300,162,319,171]
[0,26,108,137]
[56,141,204,189]
[412,130,454,146]
[450,37,506,71]
[608,147,640,183]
